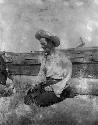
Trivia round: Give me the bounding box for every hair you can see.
[45,38,55,47]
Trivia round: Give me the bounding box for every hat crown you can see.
[35,30,60,47]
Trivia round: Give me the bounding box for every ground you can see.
[0,76,97,125]
[0,95,98,125]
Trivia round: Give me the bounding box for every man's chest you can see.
[45,55,64,77]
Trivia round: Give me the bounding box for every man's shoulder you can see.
[55,50,70,60]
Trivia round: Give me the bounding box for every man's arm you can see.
[52,57,72,97]
[34,57,46,85]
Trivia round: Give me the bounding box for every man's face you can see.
[40,38,47,49]
[40,38,54,53]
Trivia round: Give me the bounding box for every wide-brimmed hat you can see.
[35,30,60,47]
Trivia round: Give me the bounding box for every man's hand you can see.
[45,86,53,92]
[54,89,61,98]
[45,85,61,97]
[52,84,64,98]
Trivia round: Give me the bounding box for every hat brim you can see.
[35,30,60,47]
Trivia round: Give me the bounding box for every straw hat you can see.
[35,30,60,47]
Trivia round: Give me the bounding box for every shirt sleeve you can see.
[35,57,46,84]
[58,54,72,81]
[52,54,72,95]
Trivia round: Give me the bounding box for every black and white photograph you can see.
[0,0,97,125]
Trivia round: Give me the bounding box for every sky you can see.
[0,0,98,52]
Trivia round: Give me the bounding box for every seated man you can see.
[24,30,72,107]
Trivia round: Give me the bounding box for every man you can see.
[24,30,72,106]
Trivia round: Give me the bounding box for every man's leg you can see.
[34,91,61,107]
[60,85,77,100]
[24,87,61,107]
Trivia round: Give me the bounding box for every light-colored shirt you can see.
[37,50,72,94]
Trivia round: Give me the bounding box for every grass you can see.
[0,76,97,125]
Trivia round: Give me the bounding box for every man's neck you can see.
[44,48,55,56]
